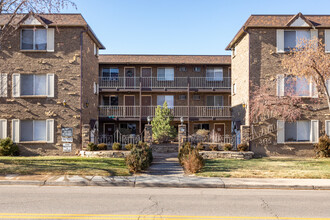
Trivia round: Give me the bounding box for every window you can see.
[157,68,174,81]
[102,96,118,106]
[179,67,187,72]
[232,83,236,95]
[193,67,201,72]
[285,121,311,142]
[21,29,47,50]
[102,68,119,80]
[206,67,223,81]
[179,95,186,100]
[20,120,46,142]
[193,95,200,101]
[157,95,174,108]
[12,73,54,98]
[326,120,330,137]
[277,75,317,97]
[0,73,7,97]
[120,123,136,134]
[207,96,223,106]
[284,30,310,51]
[284,76,315,97]
[277,120,319,143]
[20,74,47,96]
[193,124,209,132]
[94,43,99,56]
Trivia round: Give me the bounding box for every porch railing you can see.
[99,105,231,118]
[99,77,231,89]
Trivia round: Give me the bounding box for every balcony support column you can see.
[139,77,142,134]
[187,77,190,135]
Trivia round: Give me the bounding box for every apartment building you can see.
[98,55,231,141]
[226,13,330,156]
[0,13,104,155]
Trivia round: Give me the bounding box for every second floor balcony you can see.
[99,77,231,90]
[99,105,231,119]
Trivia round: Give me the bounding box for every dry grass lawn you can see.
[0,156,130,176]
[197,157,330,179]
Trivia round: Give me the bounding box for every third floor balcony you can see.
[99,77,231,91]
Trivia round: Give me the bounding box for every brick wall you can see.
[0,27,98,155]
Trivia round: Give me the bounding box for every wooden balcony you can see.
[99,77,231,90]
[99,105,231,119]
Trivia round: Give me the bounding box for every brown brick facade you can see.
[0,18,102,155]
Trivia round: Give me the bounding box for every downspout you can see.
[80,28,88,149]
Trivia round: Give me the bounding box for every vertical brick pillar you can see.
[178,124,187,147]
[82,124,90,149]
[144,124,153,144]
[240,125,250,145]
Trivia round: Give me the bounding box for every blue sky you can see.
[63,0,330,55]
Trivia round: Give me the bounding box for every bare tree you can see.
[0,0,76,42]
[249,83,305,124]
[282,38,330,110]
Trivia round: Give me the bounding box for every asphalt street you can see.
[0,186,329,219]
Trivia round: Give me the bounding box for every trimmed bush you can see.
[86,142,98,151]
[209,144,218,151]
[196,142,205,151]
[125,143,134,151]
[182,148,204,174]
[126,145,153,173]
[237,142,249,152]
[223,143,232,151]
[112,142,122,150]
[0,138,19,156]
[97,143,107,151]
[314,135,330,158]
[178,142,193,165]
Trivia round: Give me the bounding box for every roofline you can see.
[225,13,330,50]
[0,13,105,49]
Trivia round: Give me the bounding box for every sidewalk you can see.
[0,174,329,190]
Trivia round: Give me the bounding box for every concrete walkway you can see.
[141,152,184,176]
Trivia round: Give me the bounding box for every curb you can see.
[0,180,329,190]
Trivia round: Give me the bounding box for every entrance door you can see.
[214,124,225,143]
[142,96,152,117]
[214,124,225,135]
[125,68,135,87]
[104,123,115,136]
[125,95,135,117]
[141,68,152,88]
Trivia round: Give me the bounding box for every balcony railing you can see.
[99,77,231,89]
[99,106,231,118]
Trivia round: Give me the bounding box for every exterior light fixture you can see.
[180,117,184,125]
[63,100,67,106]
[147,116,151,124]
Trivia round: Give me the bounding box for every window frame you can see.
[20,74,47,97]
[157,95,174,109]
[102,68,119,81]
[157,67,174,81]
[20,28,47,51]
[20,120,47,142]
[206,67,223,81]
[284,30,311,52]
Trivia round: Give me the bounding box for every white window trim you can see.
[21,28,47,51]
[0,119,7,139]
[206,67,223,81]
[278,74,317,98]
[16,74,54,98]
[0,73,8,97]
[17,119,54,143]
[277,120,318,144]
[325,30,330,53]
[325,120,330,137]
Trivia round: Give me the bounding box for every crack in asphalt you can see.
[138,195,164,219]
[260,198,279,219]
